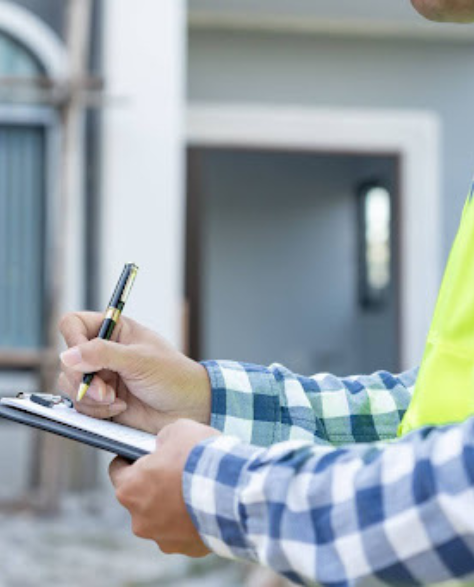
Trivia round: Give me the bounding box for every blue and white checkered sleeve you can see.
[203,360,417,447]
[183,417,474,586]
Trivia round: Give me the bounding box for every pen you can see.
[76,263,139,402]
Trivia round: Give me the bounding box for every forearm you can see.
[184,417,474,586]
[204,360,417,446]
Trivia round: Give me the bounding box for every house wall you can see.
[101,0,186,345]
[187,29,474,258]
[188,0,464,28]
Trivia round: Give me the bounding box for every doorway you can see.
[186,148,400,376]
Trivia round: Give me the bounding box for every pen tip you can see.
[76,383,89,402]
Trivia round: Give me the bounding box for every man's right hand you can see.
[58,312,211,435]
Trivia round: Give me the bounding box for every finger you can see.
[156,420,181,447]
[58,371,116,404]
[158,540,190,556]
[109,457,132,488]
[60,339,137,375]
[59,311,130,348]
[59,312,105,348]
[74,398,127,419]
[62,364,117,393]
[156,419,193,444]
[84,381,116,404]
[58,371,126,416]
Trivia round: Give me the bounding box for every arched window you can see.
[0,9,65,352]
[0,31,44,76]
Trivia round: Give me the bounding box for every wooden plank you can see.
[31,0,94,513]
[0,349,57,370]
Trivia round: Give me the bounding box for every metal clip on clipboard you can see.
[16,392,73,409]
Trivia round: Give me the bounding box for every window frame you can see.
[0,104,60,367]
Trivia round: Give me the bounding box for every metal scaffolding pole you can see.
[0,0,110,513]
[34,0,94,513]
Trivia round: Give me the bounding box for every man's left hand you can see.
[109,419,221,557]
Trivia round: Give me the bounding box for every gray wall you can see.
[188,0,457,25]
[188,29,474,258]
[199,150,399,375]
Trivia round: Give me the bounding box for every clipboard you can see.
[0,394,155,462]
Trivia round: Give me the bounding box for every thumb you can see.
[60,338,135,374]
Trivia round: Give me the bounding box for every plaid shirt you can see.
[182,361,474,586]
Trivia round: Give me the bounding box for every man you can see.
[59,2,474,585]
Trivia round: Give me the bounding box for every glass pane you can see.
[365,187,391,290]
[360,185,391,307]
[0,32,44,76]
[0,125,45,348]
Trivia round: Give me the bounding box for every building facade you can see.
[1,0,474,498]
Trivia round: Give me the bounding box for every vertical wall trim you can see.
[101,0,186,345]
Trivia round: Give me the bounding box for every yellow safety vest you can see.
[399,183,474,435]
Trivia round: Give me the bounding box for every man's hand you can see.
[58,312,211,434]
[109,419,220,556]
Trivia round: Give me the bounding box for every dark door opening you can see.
[186,148,400,377]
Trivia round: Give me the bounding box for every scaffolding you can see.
[0,0,102,512]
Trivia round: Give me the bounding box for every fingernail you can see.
[60,347,82,367]
[104,385,116,404]
[86,384,113,404]
[87,384,103,402]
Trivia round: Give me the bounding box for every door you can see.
[186,148,400,377]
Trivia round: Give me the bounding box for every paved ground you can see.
[0,494,244,587]
[1,494,463,587]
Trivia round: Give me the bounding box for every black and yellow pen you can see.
[76,263,139,401]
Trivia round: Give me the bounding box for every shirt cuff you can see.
[182,434,263,562]
[202,360,280,446]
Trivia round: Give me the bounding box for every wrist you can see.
[182,358,212,425]
[182,435,261,562]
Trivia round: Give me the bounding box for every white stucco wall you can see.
[101,0,186,346]
[187,29,474,257]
